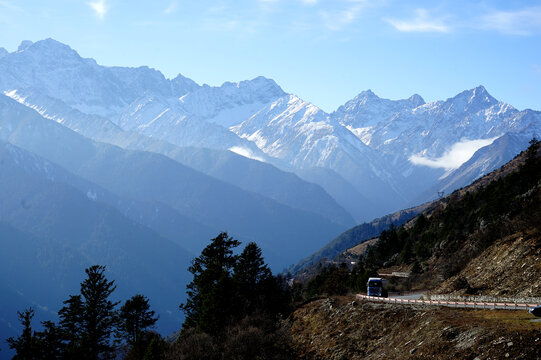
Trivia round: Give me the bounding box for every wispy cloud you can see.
[300,0,318,5]
[385,8,451,33]
[208,5,226,13]
[0,0,20,11]
[258,0,281,13]
[164,1,178,15]
[320,0,369,31]
[409,137,498,170]
[478,6,541,36]
[202,16,260,34]
[87,0,108,20]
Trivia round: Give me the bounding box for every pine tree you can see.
[36,321,63,359]
[233,242,272,315]
[79,265,119,359]
[234,242,272,289]
[180,232,240,335]
[6,308,40,359]
[349,262,369,293]
[118,294,159,358]
[140,333,167,360]
[58,294,84,358]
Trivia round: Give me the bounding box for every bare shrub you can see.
[167,328,219,360]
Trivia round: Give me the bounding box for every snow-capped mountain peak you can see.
[332,90,426,140]
[18,38,85,64]
[17,40,34,52]
[408,93,425,107]
[170,76,286,127]
[0,39,194,120]
[357,89,378,100]
[235,76,283,95]
[171,73,200,97]
[445,85,498,113]
[208,76,285,104]
[233,94,380,168]
[234,94,328,137]
[345,89,425,109]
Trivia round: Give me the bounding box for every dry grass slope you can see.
[287,297,541,360]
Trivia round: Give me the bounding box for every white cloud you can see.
[87,0,108,19]
[478,6,541,36]
[164,1,178,15]
[202,16,260,34]
[409,137,498,170]
[301,0,318,5]
[385,8,451,33]
[320,0,368,31]
[383,5,541,36]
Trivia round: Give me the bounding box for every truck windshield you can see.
[368,280,382,287]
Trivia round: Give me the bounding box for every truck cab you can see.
[367,277,387,297]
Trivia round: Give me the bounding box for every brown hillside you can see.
[286,296,541,360]
[434,229,541,298]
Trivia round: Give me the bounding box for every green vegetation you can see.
[6,265,160,359]
[6,233,295,359]
[295,139,540,298]
[118,294,160,359]
[174,232,294,359]
[297,262,377,300]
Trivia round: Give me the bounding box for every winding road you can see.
[356,294,540,311]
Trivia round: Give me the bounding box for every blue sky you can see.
[0,0,540,112]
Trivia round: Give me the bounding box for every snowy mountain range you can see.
[2,39,538,222]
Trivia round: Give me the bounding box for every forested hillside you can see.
[294,139,541,298]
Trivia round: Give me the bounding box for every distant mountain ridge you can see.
[0,94,348,268]
[333,89,426,134]
[1,38,537,223]
[0,140,194,341]
[0,38,198,120]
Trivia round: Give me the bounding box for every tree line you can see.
[6,265,160,359]
[5,233,296,359]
